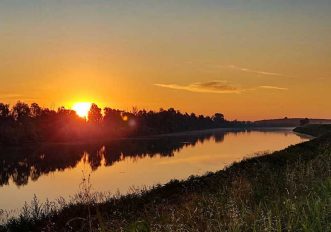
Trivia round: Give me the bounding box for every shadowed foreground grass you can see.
[1,131,331,231]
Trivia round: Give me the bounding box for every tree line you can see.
[0,101,252,145]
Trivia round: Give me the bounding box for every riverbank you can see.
[293,124,331,137]
[1,126,330,231]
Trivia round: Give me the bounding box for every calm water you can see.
[0,128,308,213]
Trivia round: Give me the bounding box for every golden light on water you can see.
[72,102,92,118]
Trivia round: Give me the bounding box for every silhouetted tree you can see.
[0,103,10,120]
[12,101,31,121]
[104,108,124,125]
[88,103,102,124]
[30,103,42,118]
[57,107,78,119]
[0,101,254,145]
[213,113,225,123]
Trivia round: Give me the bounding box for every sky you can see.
[0,0,330,120]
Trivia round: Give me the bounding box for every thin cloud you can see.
[218,64,293,78]
[155,81,241,94]
[259,85,288,91]
[155,81,289,94]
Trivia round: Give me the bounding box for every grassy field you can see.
[1,126,331,231]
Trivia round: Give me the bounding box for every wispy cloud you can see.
[259,85,288,91]
[155,81,288,94]
[155,81,241,94]
[218,64,293,78]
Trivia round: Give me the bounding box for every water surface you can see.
[0,128,308,212]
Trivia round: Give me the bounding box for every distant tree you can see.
[0,101,256,145]
[88,103,102,124]
[104,108,123,123]
[57,107,79,118]
[213,113,225,123]
[131,106,139,116]
[30,103,42,118]
[12,101,31,121]
[0,103,10,119]
[40,108,56,118]
[300,118,310,126]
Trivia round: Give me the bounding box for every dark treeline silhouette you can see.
[0,129,236,187]
[0,101,252,145]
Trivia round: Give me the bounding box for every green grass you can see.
[1,129,331,231]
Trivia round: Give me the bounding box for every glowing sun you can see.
[72,102,92,118]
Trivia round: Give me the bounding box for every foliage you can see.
[88,104,102,124]
[0,101,251,145]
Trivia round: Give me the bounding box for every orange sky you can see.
[0,1,330,120]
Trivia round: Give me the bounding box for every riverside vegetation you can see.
[0,124,330,232]
[293,124,331,137]
[0,102,249,145]
[0,101,322,146]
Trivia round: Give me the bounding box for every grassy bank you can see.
[1,127,331,231]
[293,124,331,137]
